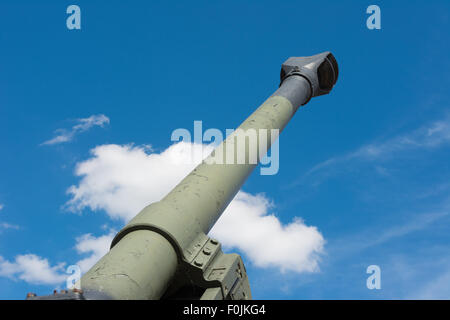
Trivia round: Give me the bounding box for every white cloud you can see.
[0,222,20,231]
[210,192,325,273]
[66,142,324,274]
[0,231,114,285]
[74,231,115,273]
[66,142,208,221]
[298,115,450,185]
[0,254,66,285]
[351,115,450,159]
[41,114,110,146]
[0,204,20,232]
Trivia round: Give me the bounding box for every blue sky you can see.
[1,0,450,299]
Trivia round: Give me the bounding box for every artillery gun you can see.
[27,52,338,300]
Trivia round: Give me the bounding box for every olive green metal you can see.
[81,230,177,299]
[80,52,339,300]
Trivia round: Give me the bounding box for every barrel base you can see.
[162,234,251,300]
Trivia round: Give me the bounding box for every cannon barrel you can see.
[78,52,339,300]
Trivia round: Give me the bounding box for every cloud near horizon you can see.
[0,231,116,286]
[0,254,66,285]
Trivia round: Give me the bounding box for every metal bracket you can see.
[162,233,252,300]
